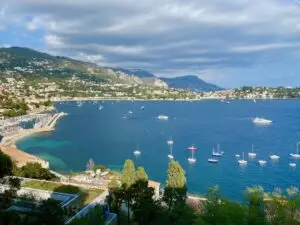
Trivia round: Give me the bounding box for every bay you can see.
[17,100,300,200]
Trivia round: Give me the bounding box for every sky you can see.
[1,0,300,88]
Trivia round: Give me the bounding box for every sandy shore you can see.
[1,112,67,147]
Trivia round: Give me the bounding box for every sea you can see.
[17,100,300,201]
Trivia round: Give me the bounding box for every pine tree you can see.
[163,160,187,210]
[121,159,136,224]
[136,166,148,182]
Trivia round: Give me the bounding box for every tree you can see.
[106,187,124,225]
[246,186,266,225]
[163,161,187,210]
[17,162,54,180]
[121,159,136,188]
[0,150,21,225]
[136,166,148,182]
[70,205,105,225]
[0,149,13,178]
[86,158,95,171]
[37,199,65,225]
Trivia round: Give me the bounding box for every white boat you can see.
[238,152,247,165]
[212,144,223,157]
[252,117,272,125]
[99,105,103,110]
[77,101,83,107]
[208,158,218,163]
[258,160,267,166]
[235,154,240,158]
[290,142,300,158]
[168,154,174,159]
[188,157,196,163]
[141,106,145,110]
[128,111,133,114]
[208,149,218,163]
[167,137,174,159]
[133,146,141,156]
[253,99,257,103]
[158,114,168,120]
[289,163,296,167]
[248,144,257,157]
[226,101,230,104]
[270,154,280,160]
[188,145,197,164]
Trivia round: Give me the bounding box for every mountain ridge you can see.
[0,46,221,91]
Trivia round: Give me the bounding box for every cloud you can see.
[2,0,300,84]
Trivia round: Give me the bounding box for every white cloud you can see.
[44,34,63,47]
[230,42,300,53]
[3,0,300,83]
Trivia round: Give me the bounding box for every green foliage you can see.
[0,149,13,178]
[163,161,187,210]
[93,164,107,172]
[121,159,136,189]
[15,162,54,180]
[37,199,65,225]
[136,166,148,181]
[69,205,105,225]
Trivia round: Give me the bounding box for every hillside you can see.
[161,75,223,92]
[0,47,202,104]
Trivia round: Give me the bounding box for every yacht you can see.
[238,152,247,165]
[167,137,174,159]
[212,144,223,157]
[290,142,300,158]
[252,117,272,125]
[208,149,218,163]
[248,144,257,157]
[208,158,218,163]
[270,154,280,160]
[158,114,168,120]
[133,146,141,156]
[289,163,296,167]
[258,160,267,166]
[188,145,197,164]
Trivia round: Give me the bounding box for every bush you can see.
[16,162,54,180]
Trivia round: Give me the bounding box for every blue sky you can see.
[1,0,300,88]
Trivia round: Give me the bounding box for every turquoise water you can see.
[17,100,300,200]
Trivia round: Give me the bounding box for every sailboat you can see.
[258,160,267,166]
[238,152,247,165]
[133,146,141,156]
[270,154,280,160]
[188,146,197,163]
[167,137,174,159]
[248,144,256,157]
[208,149,218,163]
[212,143,223,157]
[290,142,300,158]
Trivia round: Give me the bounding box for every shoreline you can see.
[51,97,300,102]
[0,112,67,168]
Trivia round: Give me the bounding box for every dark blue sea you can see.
[17,100,300,200]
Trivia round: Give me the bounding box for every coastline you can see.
[0,112,67,168]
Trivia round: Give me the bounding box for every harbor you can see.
[0,112,67,168]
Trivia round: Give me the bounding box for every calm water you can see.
[17,100,300,200]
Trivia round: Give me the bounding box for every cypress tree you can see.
[121,159,136,188]
[163,160,187,210]
[136,166,148,182]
